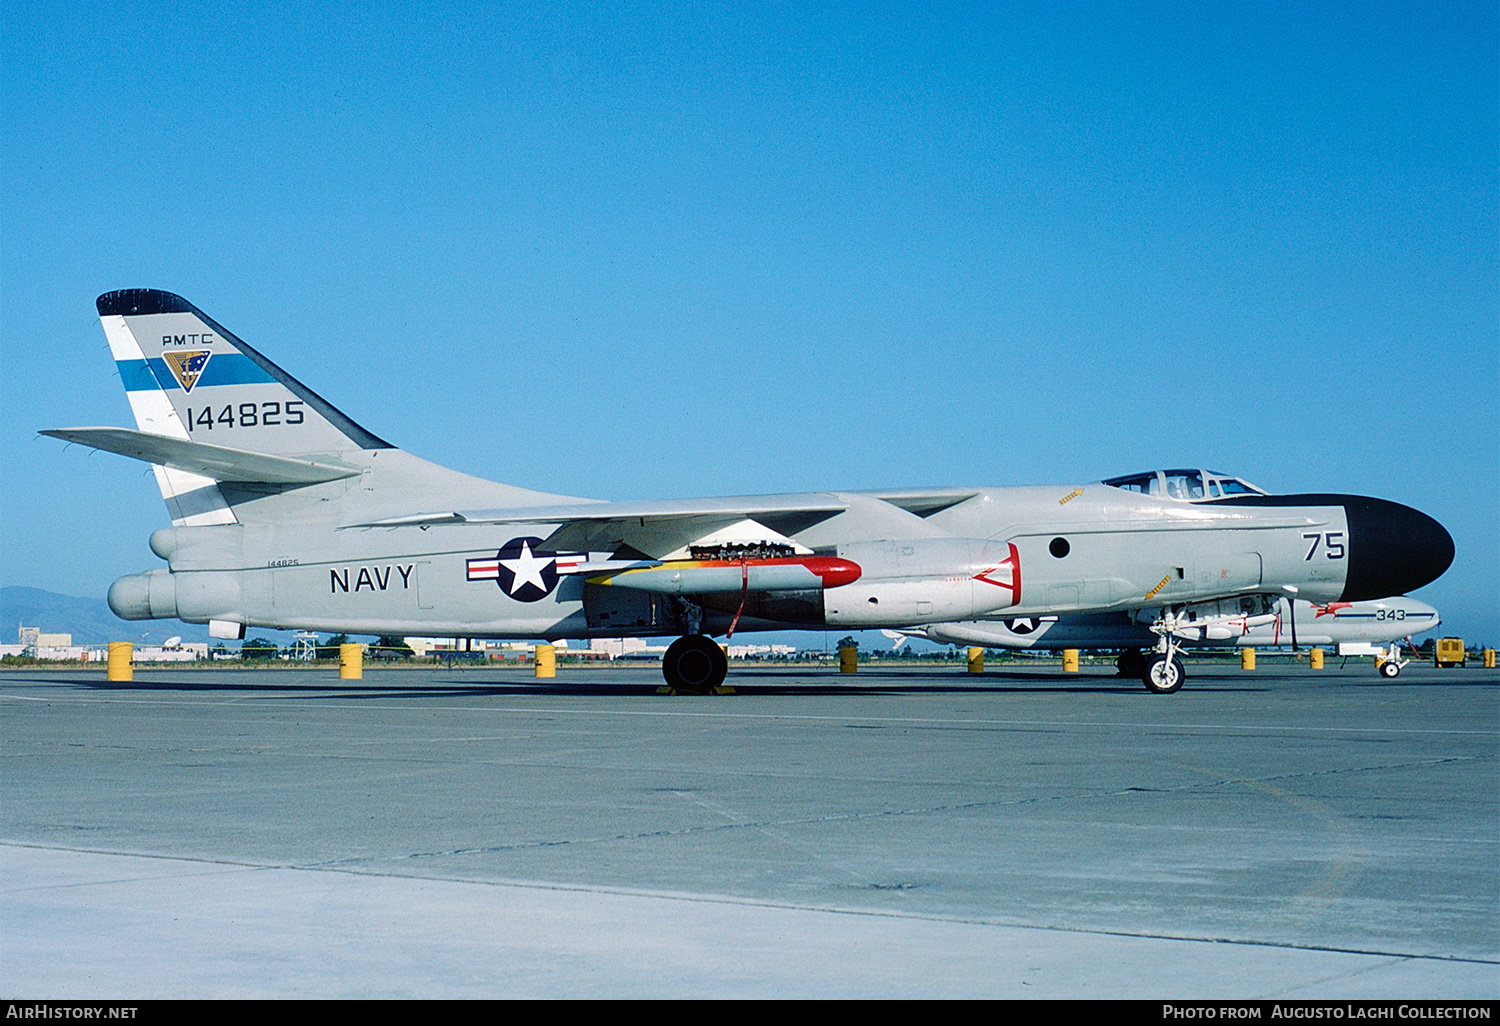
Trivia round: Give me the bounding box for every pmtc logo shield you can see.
[161,350,212,392]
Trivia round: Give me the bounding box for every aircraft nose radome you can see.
[1340,496,1455,602]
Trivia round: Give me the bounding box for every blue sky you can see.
[3,1,1495,645]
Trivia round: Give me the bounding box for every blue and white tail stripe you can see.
[117,353,277,392]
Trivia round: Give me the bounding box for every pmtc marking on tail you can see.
[331,565,415,593]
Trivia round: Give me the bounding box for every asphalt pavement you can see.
[3,661,1495,998]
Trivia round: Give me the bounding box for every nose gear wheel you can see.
[1143,652,1185,694]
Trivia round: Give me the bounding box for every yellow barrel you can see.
[1241,647,1256,670]
[535,643,555,678]
[967,647,984,673]
[1484,649,1495,669]
[339,643,362,680]
[1309,647,1323,669]
[839,645,857,674]
[107,642,133,682]
[1062,649,1079,672]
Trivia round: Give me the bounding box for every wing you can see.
[346,493,851,558]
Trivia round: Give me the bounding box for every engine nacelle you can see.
[823,537,1021,626]
[108,569,243,624]
[109,570,177,620]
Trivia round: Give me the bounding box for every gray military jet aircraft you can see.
[909,594,1440,679]
[45,290,1455,694]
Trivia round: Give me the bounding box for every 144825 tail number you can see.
[186,401,304,432]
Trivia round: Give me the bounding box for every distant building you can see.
[726,644,796,659]
[404,637,516,656]
[134,643,209,663]
[37,646,103,662]
[590,637,649,658]
[17,626,73,647]
[14,625,97,661]
[590,638,669,659]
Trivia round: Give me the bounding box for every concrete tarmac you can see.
[2,661,1496,998]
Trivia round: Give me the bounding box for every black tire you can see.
[1142,653,1185,694]
[1379,660,1401,678]
[1116,649,1146,677]
[662,635,726,694]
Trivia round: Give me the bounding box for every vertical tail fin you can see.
[98,289,392,525]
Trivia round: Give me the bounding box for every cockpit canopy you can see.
[1102,469,1269,502]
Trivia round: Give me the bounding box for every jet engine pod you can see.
[108,569,244,623]
[108,569,178,620]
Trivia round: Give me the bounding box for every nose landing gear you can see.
[1142,609,1189,694]
[1143,650,1186,694]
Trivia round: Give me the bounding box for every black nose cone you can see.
[1340,496,1455,601]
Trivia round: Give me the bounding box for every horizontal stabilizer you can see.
[42,427,364,485]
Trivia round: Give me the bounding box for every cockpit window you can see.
[1101,472,1159,495]
[1103,469,1269,501]
[1162,470,1204,500]
[1205,471,1268,496]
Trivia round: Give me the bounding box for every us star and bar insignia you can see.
[467,537,584,602]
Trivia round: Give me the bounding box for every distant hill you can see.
[0,587,295,647]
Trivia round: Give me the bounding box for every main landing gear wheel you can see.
[662,635,727,694]
[1116,649,1146,677]
[1379,660,1401,679]
[1142,653,1185,694]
